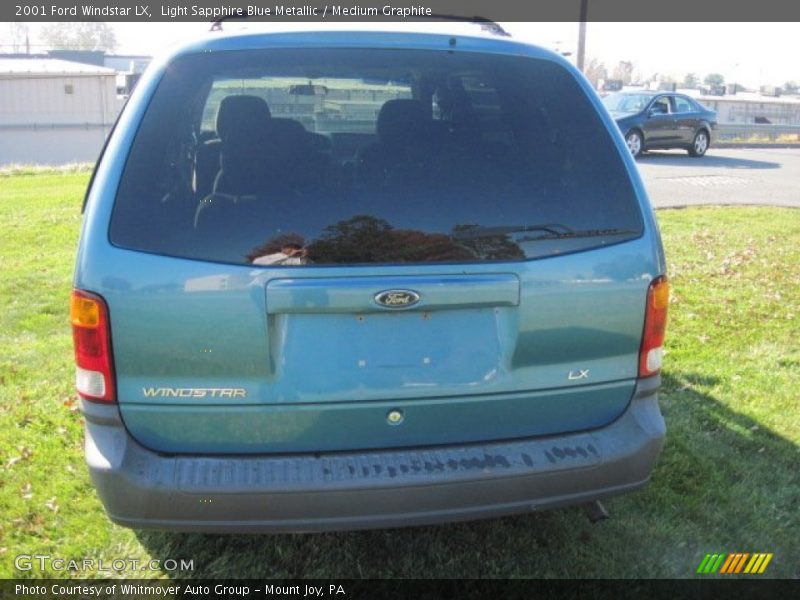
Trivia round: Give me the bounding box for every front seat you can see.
[356,99,435,187]
[195,95,273,198]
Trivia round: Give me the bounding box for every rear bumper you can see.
[81,377,665,533]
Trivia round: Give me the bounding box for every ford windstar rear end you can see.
[73,24,667,532]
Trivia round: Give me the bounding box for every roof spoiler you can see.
[426,14,510,37]
[209,14,511,38]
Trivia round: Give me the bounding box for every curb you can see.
[714,143,800,149]
[655,203,799,210]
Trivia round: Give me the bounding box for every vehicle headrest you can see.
[216,95,271,141]
[376,99,431,146]
[269,117,307,139]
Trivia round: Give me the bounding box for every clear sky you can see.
[508,22,799,87]
[11,21,800,88]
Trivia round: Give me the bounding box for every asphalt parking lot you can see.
[635,147,800,208]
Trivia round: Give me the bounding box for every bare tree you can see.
[612,61,634,85]
[583,58,608,89]
[628,67,645,85]
[5,23,30,53]
[682,73,699,89]
[40,22,117,52]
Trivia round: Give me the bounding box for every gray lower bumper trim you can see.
[81,377,665,532]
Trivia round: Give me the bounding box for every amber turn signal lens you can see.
[70,294,100,328]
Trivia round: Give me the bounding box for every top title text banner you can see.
[7,0,800,22]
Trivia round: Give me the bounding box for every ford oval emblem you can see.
[374,289,420,309]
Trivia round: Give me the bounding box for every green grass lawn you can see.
[0,172,798,579]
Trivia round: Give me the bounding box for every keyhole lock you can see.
[386,409,404,426]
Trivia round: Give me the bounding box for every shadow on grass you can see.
[136,372,798,579]
[637,152,780,170]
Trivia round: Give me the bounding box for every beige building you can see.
[691,92,800,126]
[0,57,123,165]
[618,84,800,126]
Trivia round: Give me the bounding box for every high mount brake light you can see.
[71,289,116,403]
[639,276,669,378]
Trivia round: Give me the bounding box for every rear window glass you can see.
[674,96,695,113]
[110,48,643,266]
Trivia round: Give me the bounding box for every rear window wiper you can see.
[453,224,640,242]
[452,223,574,240]
[515,227,641,243]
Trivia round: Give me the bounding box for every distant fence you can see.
[716,124,800,141]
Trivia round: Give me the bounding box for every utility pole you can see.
[577,0,588,72]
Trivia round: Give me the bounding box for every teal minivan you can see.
[72,23,668,532]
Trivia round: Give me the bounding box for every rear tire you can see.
[688,130,709,157]
[625,130,644,158]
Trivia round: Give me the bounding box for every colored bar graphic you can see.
[734,553,750,573]
[758,554,773,574]
[750,555,764,573]
[697,553,726,574]
[732,553,746,573]
[711,554,725,573]
[699,552,773,575]
[744,554,760,574]
[696,554,712,574]
[719,553,736,574]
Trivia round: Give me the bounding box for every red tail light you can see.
[70,289,116,403]
[639,276,669,378]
